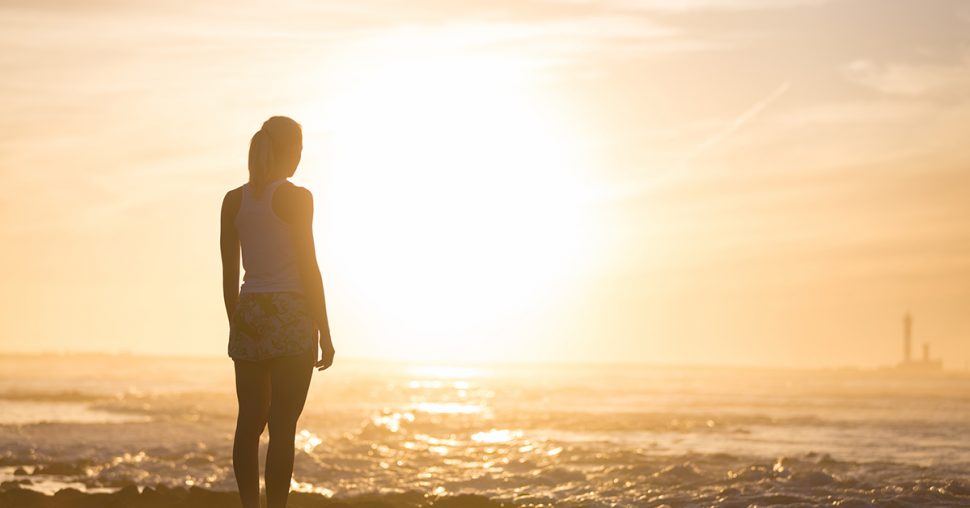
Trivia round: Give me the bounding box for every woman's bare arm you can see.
[220,189,242,324]
[277,185,334,370]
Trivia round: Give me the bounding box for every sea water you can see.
[1,354,969,506]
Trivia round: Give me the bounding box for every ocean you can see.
[1,354,969,507]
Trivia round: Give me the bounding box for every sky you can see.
[1,0,968,368]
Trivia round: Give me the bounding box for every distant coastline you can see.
[0,351,968,376]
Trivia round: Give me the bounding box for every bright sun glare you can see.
[298,40,600,360]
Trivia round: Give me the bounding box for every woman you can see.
[220,116,335,508]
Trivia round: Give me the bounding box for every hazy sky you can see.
[1,0,968,368]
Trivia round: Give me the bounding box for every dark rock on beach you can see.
[0,486,518,508]
[33,462,91,476]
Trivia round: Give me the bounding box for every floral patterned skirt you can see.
[228,292,317,362]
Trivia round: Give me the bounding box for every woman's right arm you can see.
[286,187,335,370]
[220,190,242,324]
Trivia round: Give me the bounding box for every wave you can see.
[0,390,107,403]
[5,448,970,507]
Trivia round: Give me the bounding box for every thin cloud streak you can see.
[691,81,791,156]
[605,81,791,201]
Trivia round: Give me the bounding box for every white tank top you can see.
[236,179,304,294]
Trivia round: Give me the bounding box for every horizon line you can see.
[0,349,964,374]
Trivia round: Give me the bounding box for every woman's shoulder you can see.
[221,185,246,226]
[276,180,311,197]
[224,183,247,198]
[273,181,313,223]
[275,181,313,206]
[222,184,245,212]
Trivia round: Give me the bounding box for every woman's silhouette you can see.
[220,116,335,508]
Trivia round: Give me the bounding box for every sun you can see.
[296,40,600,362]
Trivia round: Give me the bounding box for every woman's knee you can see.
[266,412,299,439]
[236,413,268,439]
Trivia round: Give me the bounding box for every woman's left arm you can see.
[220,190,242,324]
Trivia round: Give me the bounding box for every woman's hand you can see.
[316,330,335,371]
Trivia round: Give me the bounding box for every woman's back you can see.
[236,179,303,294]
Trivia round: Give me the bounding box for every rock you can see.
[53,487,86,499]
[116,484,140,500]
[432,494,507,508]
[35,462,88,476]
[0,488,46,508]
[186,486,237,508]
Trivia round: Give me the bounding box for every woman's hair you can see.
[248,116,302,194]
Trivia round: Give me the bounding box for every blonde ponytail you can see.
[248,129,275,196]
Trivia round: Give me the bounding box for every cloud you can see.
[773,99,931,130]
[583,0,833,11]
[844,58,970,97]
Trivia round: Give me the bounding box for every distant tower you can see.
[923,343,930,362]
[903,312,912,364]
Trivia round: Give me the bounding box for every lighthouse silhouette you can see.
[897,312,942,372]
[903,312,912,364]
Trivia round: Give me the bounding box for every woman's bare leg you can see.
[233,360,272,508]
[265,353,314,508]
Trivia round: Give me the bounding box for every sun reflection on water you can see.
[371,411,416,432]
[290,479,335,498]
[412,402,483,415]
[405,365,487,380]
[471,429,521,444]
[286,368,572,500]
[295,429,323,453]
